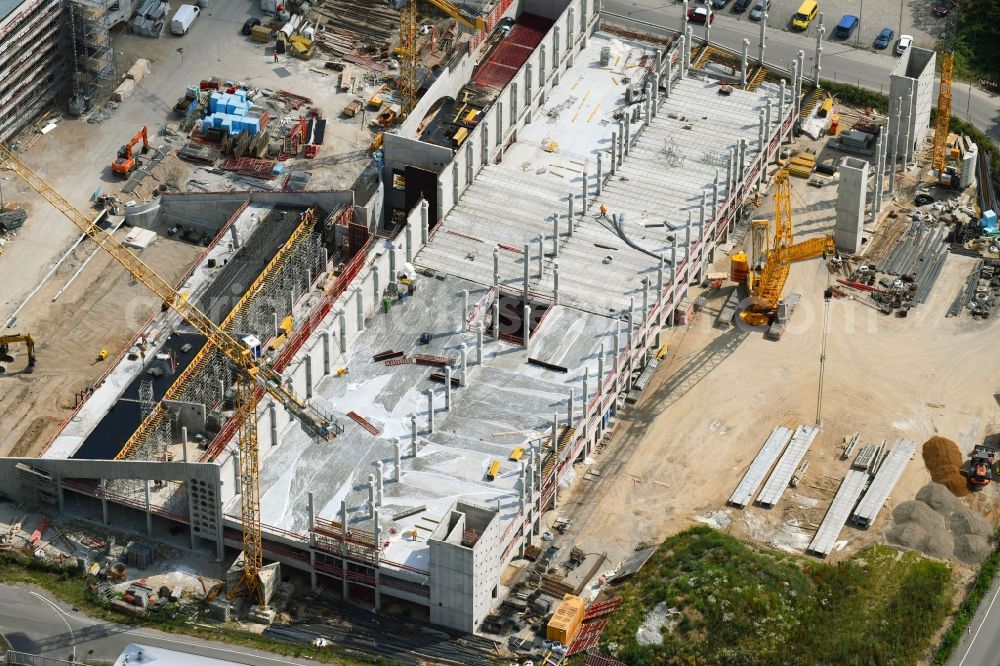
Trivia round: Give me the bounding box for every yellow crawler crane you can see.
[0,144,340,608]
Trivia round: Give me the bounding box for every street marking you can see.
[957,581,1000,666]
[125,631,307,666]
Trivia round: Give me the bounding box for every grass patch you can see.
[0,552,403,666]
[595,526,952,666]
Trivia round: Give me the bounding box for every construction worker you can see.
[599,203,608,219]
[273,50,279,63]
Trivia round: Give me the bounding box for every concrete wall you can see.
[835,157,868,254]
[887,47,935,161]
[428,500,500,632]
[384,0,600,223]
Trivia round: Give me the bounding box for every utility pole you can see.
[815,287,833,426]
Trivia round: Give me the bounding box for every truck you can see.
[834,14,859,38]
[170,4,200,35]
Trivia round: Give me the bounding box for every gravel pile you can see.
[886,483,993,563]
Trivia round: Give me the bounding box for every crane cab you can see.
[240,334,262,359]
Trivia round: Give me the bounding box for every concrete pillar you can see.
[460,344,467,386]
[476,322,484,364]
[461,290,469,332]
[581,171,589,209]
[410,414,418,453]
[372,506,382,611]
[389,242,397,280]
[321,331,331,376]
[757,110,765,155]
[681,0,689,38]
[269,401,278,447]
[553,261,560,305]
[813,16,824,82]
[420,200,429,244]
[304,354,313,399]
[493,246,500,287]
[758,11,767,65]
[496,100,503,145]
[181,426,189,462]
[536,234,544,278]
[568,191,575,223]
[712,169,719,224]
[427,389,434,433]
[610,132,617,174]
[394,442,402,482]
[552,215,559,257]
[778,79,786,142]
[338,310,347,354]
[796,49,805,108]
[187,478,196,550]
[739,138,747,186]
[874,127,884,214]
[624,115,631,156]
[376,461,384,505]
[445,366,452,409]
[890,96,902,193]
[597,343,605,394]
[307,491,316,528]
[763,100,772,177]
[523,303,531,349]
[613,318,620,365]
[367,474,376,509]
[582,370,590,448]
[617,120,624,165]
[492,299,500,341]
[372,265,380,303]
[405,223,413,262]
[144,479,152,536]
[218,379,225,405]
[596,154,603,195]
[526,63,533,106]
[644,84,651,126]
[355,288,365,332]
[740,38,749,88]
[726,147,734,200]
[523,242,530,299]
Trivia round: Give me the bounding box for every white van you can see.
[170,4,200,35]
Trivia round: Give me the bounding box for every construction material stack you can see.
[547,594,585,645]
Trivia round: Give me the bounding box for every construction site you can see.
[0,0,998,662]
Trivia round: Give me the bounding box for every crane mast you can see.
[0,144,340,607]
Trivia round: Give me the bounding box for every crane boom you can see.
[428,0,487,31]
[931,6,958,173]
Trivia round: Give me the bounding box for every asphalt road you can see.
[601,0,1000,139]
[0,584,317,666]
[948,575,1000,666]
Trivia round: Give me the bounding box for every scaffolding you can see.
[68,0,115,115]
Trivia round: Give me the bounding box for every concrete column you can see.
[610,132,617,174]
[98,478,107,524]
[778,79,786,142]
[482,121,490,165]
[681,0,689,38]
[496,100,503,145]
[476,322,484,364]
[394,441,402,482]
[144,479,152,536]
[796,49,805,107]
[536,234,544,278]
[758,11,767,65]
[671,233,678,274]
[460,344,467,386]
[813,16,824,82]
[757,110,765,155]
[566,386,575,428]
[461,289,469,332]
[874,127,884,215]
[581,171,589,209]
[665,55,673,97]
[492,299,500,341]
[740,39,749,88]
[526,63,533,107]
[568,191,575,223]
[367,474,376,510]
[523,304,531,349]
[321,331,331,376]
[404,223,414,262]
[389,242,397,279]
[726,147,734,200]
[181,426,189,462]
[304,354,313,399]
[582,371,590,449]
[187,479,196,550]
[523,243,530,299]
[372,265,379,303]
[596,154,603,195]
[624,115,631,156]
[763,100,772,174]
[552,215,559,257]
[427,389,434,433]
[739,138,747,186]
[376,461,384,505]
[644,84,652,126]
[712,170,720,224]
[493,246,500,287]
[613,318,620,366]
[269,401,278,447]
[617,120,624,165]
[307,491,316,529]
[353,289,364,334]
[338,310,347,354]
[890,96,902,193]
[410,414,418,453]
[444,366,452,409]
[597,343,605,394]
[218,379,225,406]
[420,200,429,244]
[372,506,382,611]
[553,261,560,305]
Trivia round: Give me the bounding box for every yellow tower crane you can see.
[398,0,486,116]
[931,5,959,175]
[0,145,340,607]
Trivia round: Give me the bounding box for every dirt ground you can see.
[555,135,1000,572]
[0,12,380,458]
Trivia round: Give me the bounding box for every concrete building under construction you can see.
[0,0,803,634]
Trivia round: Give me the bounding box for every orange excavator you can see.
[112,126,149,177]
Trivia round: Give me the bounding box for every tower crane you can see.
[0,144,341,607]
[931,5,959,175]
[398,0,486,115]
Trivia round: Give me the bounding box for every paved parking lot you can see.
[716,0,941,51]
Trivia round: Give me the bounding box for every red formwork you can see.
[472,13,553,90]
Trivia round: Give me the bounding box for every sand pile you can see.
[922,437,969,497]
[886,483,993,564]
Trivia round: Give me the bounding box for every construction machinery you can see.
[112,126,150,177]
[931,3,958,175]
[0,143,340,609]
[398,0,486,115]
[966,445,996,487]
[730,170,835,326]
[0,333,36,373]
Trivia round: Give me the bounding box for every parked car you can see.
[241,17,260,35]
[895,34,913,55]
[873,27,894,49]
[711,0,730,8]
[915,193,935,206]
[687,6,715,23]
[748,0,769,21]
[933,0,956,16]
[733,0,752,11]
[834,14,859,38]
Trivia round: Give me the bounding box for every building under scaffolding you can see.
[69,0,116,115]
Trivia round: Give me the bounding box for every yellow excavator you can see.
[730,170,835,326]
[0,333,36,373]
